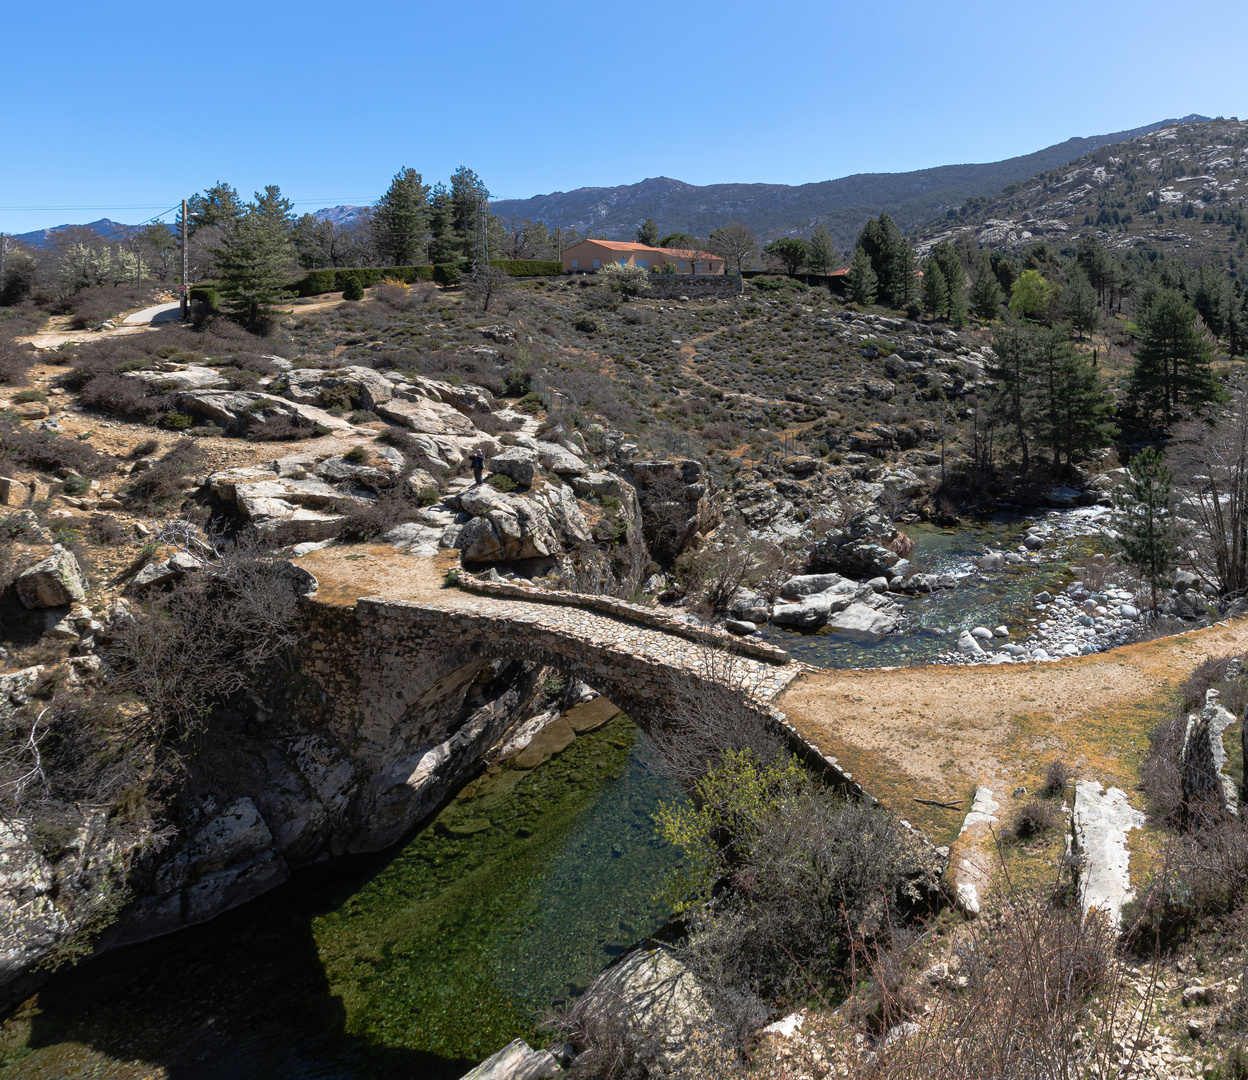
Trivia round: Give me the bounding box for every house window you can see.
[637,260,647,268]
[571,259,578,268]
[679,260,686,270]
[620,258,627,266]
[592,258,600,269]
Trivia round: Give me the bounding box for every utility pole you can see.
[180,199,189,320]
[0,233,5,297]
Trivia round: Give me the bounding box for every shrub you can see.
[486,473,517,493]
[433,263,462,287]
[245,415,323,442]
[416,485,439,506]
[338,491,420,542]
[341,275,365,301]
[0,415,111,476]
[344,445,370,465]
[189,286,220,313]
[61,475,91,496]
[80,373,174,423]
[1008,800,1057,839]
[13,389,47,403]
[162,411,194,430]
[0,334,35,386]
[657,749,943,1002]
[1040,759,1071,798]
[130,438,160,458]
[121,440,205,510]
[574,314,601,333]
[290,265,438,297]
[487,259,561,277]
[87,514,128,545]
[516,391,544,414]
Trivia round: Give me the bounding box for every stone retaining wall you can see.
[454,577,789,664]
[643,275,744,299]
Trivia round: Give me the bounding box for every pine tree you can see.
[450,166,490,261]
[217,205,294,331]
[985,321,1039,471]
[856,213,915,309]
[1111,447,1183,611]
[930,241,966,328]
[1030,326,1114,468]
[1061,266,1100,338]
[922,259,949,320]
[846,246,877,305]
[427,182,458,264]
[969,253,1004,319]
[636,219,660,246]
[806,223,836,274]
[187,181,244,234]
[1125,288,1220,424]
[372,168,431,266]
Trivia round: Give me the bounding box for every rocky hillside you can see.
[489,118,1204,248]
[916,116,1248,261]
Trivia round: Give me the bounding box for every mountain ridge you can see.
[489,116,1211,248]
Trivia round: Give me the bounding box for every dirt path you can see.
[777,621,1248,846]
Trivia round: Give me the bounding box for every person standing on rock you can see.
[470,450,485,486]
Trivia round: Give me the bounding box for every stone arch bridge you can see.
[295,579,805,855]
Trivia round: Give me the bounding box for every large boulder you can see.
[489,447,538,487]
[535,441,588,476]
[771,593,835,629]
[15,546,88,608]
[375,398,477,436]
[779,573,847,598]
[826,603,897,642]
[629,459,722,562]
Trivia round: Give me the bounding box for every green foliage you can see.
[805,223,837,275]
[969,252,1005,319]
[1061,266,1099,337]
[486,472,518,492]
[433,262,463,287]
[344,444,370,464]
[293,264,439,296]
[60,474,90,496]
[161,411,194,430]
[340,275,364,301]
[656,750,941,1002]
[189,286,220,313]
[487,259,561,277]
[1009,269,1054,320]
[1111,446,1183,610]
[1124,288,1220,425]
[598,261,651,298]
[416,485,440,506]
[857,213,917,308]
[516,391,544,413]
[846,246,877,305]
[763,237,809,276]
[13,389,48,403]
[986,320,1116,470]
[372,167,431,266]
[636,218,660,246]
[921,258,949,319]
[658,232,698,249]
[217,201,295,331]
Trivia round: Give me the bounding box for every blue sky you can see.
[3,0,1246,234]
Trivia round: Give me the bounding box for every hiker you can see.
[470,450,485,486]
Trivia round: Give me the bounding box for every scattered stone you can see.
[970,626,993,640]
[993,625,1009,637]
[1071,780,1145,928]
[725,619,756,636]
[459,1039,559,1080]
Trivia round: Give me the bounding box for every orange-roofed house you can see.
[560,239,725,275]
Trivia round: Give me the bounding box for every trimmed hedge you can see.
[189,286,221,313]
[292,258,561,296]
[292,265,439,297]
[488,259,562,276]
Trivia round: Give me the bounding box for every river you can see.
[0,509,1114,1077]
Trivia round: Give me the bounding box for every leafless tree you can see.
[464,265,511,313]
[1168,382,1248,595]
[709,221,759,294]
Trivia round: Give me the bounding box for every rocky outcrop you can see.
[1181,689,1240,820]
[621,458,722,562]
[15,545,88,608]
[461,1039,560,1080]
[770,572,900,637]
[1071,780,1145,929]
[808,511,901,580]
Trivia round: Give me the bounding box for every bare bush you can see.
[107,534,305,737]
[338,491,420,542]
[0,414,115,477]
[1007,799,1058,839]
[871,894,1127,1080]
[121,439,205,511]
[80,373,174,422]
[0,333,34,385]
[373,277,438,311]
[1040,759,1071,798]
[673,523,762,613]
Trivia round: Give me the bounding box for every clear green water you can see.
[0,713,685,1079]
[757,510,1105,668]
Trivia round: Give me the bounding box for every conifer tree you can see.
[217,203,294,331]
[1031,325,1114,468]
[1061,266,1100,338]
[187,181,244,234]
[922,259,949,320]
[857,213,916,308]
[636,218,660,246]
[427,182,458,264]
[986,321,1039,471]
[1111,447,1183,611]
[373,167,431,266]
[806,223,837,274]
[846,246,877,305]
[1124,288,1219,424]
[969,253,1004,319]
